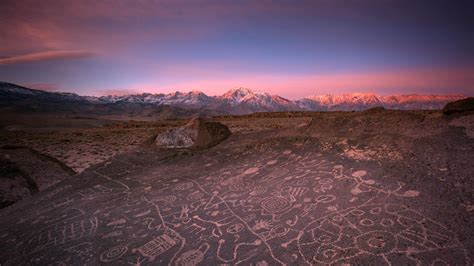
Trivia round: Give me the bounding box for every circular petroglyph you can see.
[356,231,396,255]
[244,167,259,175]
[227,223,244,234]
[266,160,278,165]
[318,178,333,185]
[370,207,382,214]
[260,197,292,213]
[360,218,375,226]
[100,245,128,262]
[315,194,336,203]
[322,248,337,259]
[270,225,289,237]
[187,191,204,201]
[350,187,363,195]
[402,190,420,197]
[364,179,376,185]
[352,170,367,178]
[174,182,194,191]
[380,219,394,227]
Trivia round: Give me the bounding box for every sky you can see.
[0,0,473,99]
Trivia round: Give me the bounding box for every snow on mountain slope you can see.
[0,82,467,114]
[215,88,298,114]
[296,93,465,111]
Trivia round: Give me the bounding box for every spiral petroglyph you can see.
[100,245,128,262]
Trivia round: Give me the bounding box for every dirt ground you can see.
[0,115,310,173]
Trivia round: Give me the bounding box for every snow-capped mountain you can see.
[97,91,215,108]
[295,93,384,111]
[294,93,466,111]
[92,87,299,114]
[380,94,466,110]
[0,82,467,115]
[83,86,465,113]
[215,88,299,114]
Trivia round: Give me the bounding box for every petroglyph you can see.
[260,197,292,214]
[100,245,128,262]
[0,127,471,265]
[175,243,210,266]
[134,232,180,261]
[297,203,468,265]
[78,184,112,199]
[24,217,99,255]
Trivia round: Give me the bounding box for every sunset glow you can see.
[0,0,473,97]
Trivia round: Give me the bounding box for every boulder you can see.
[443,97,474,115]
[155,118,231,149]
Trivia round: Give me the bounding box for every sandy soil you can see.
[0,116,310,173]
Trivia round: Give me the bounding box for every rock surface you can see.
[0,145,75,208]
[0,111,472,265]
[155,118,231,149]
[443,97,474,115]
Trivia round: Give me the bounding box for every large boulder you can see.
[155,117,231,149]
[443,97,474,115]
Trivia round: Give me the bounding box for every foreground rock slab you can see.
[0,111,472,265]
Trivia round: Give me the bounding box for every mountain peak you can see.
[221,87,256,103]
[189,90,205,95]
[226,87,257,96]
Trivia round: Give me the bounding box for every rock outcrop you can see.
[155,117,231,149]
[0,145,75,208]
[443,97,474,115]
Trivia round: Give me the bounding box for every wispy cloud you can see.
[97,88,143,96]
[24,82,60,92]
[0,50,94,65]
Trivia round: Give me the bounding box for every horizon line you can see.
[2,81,468,99]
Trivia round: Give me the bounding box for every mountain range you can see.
[0,81,466,117]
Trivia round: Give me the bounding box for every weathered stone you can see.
[443,97,474,115]
[0,145,75,208]
[155,117,231,149]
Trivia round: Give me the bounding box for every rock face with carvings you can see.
[155,117,231,149]
[0,110,473,265]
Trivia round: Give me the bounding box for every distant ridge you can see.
[0,81,466,115]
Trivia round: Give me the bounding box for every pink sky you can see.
[1,1,473,98]
[93,67,473,99]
